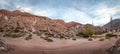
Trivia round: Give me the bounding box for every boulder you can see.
[106,39,120,54]
[0,39,10,52]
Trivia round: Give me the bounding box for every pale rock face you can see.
[4,16,8,21]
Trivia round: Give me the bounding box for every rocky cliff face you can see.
[0,9,105,39]
[55,20,105,36]
[0,9,74,38]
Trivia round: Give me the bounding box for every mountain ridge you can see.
[103,19,120,30]
[0,9,105,39]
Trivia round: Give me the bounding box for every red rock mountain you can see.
[0,9,105,39]
[0,9,74,38]
[54,19,81,27]
[54,19,66,26]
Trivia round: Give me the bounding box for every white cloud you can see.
[60,8,92,24]
[15,5,56,17]
[95,6,119,16]
[92,6,120,26]
[33,9,56,17]
[14,4,120,26]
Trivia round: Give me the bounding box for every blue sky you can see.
[0,0,120,26]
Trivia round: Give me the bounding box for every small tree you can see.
[82,28,94,38]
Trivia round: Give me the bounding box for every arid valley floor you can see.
[1,35,119,54]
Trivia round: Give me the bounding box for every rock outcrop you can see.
[0,39,9,52]
[106,39,120,54]
[0,9,105,39]
[0,9,74,38]
[55,19,105,36]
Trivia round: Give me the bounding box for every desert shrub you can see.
[13,26,22,33]
[0,29,4,32]
[88,38,93,41]
[3,34,19,38]
[39,30,48,32]
[3,33,12,37]
[43,36,53,42]
[82,28,94,38]
[60,36,65,39]
[14,29,20,33]
[72,38,76,40]
[11,34,19,38]
[99,38,105,41]
[28,30,32,32]
[76,32,84,37]
[95,31,103,35]
[45,33,54,37]
[16,26,21,29]
[25,34,32,40]
[105,33,117,39]
[0,27,4,32]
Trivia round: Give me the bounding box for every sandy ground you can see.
[0,36,118,54]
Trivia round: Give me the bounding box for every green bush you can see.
[28,30,32,32]
[11,34,19,38]
[99,38,105,41]
[43,36,53,42]
[14,29,20,33]
[25,34,32,40]
[13,27,22,33]
[105,33,117,39]
[76,32,84,37]
[16,26,21,29]
[4,34,20,38]
[82,28,94,38]
[88,38,93,41]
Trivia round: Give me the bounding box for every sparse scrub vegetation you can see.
[94,31,103,35]
[105,33,118,39]
[82,28,94,38]
[14,27,21,33]
[0,29,4,32]
[25,34,32,40]
[14,29,20,33]
[76,32,84,37]
[60,36,65,39]
[28,30,32,32]
[99,38,105,41]
[72,38,76,40]
[4,33,20,38]
[88,38,93,41]
[43,36,53,42]
[3,33,12,37]
[39,30,48,32]
[0,27,4,32]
